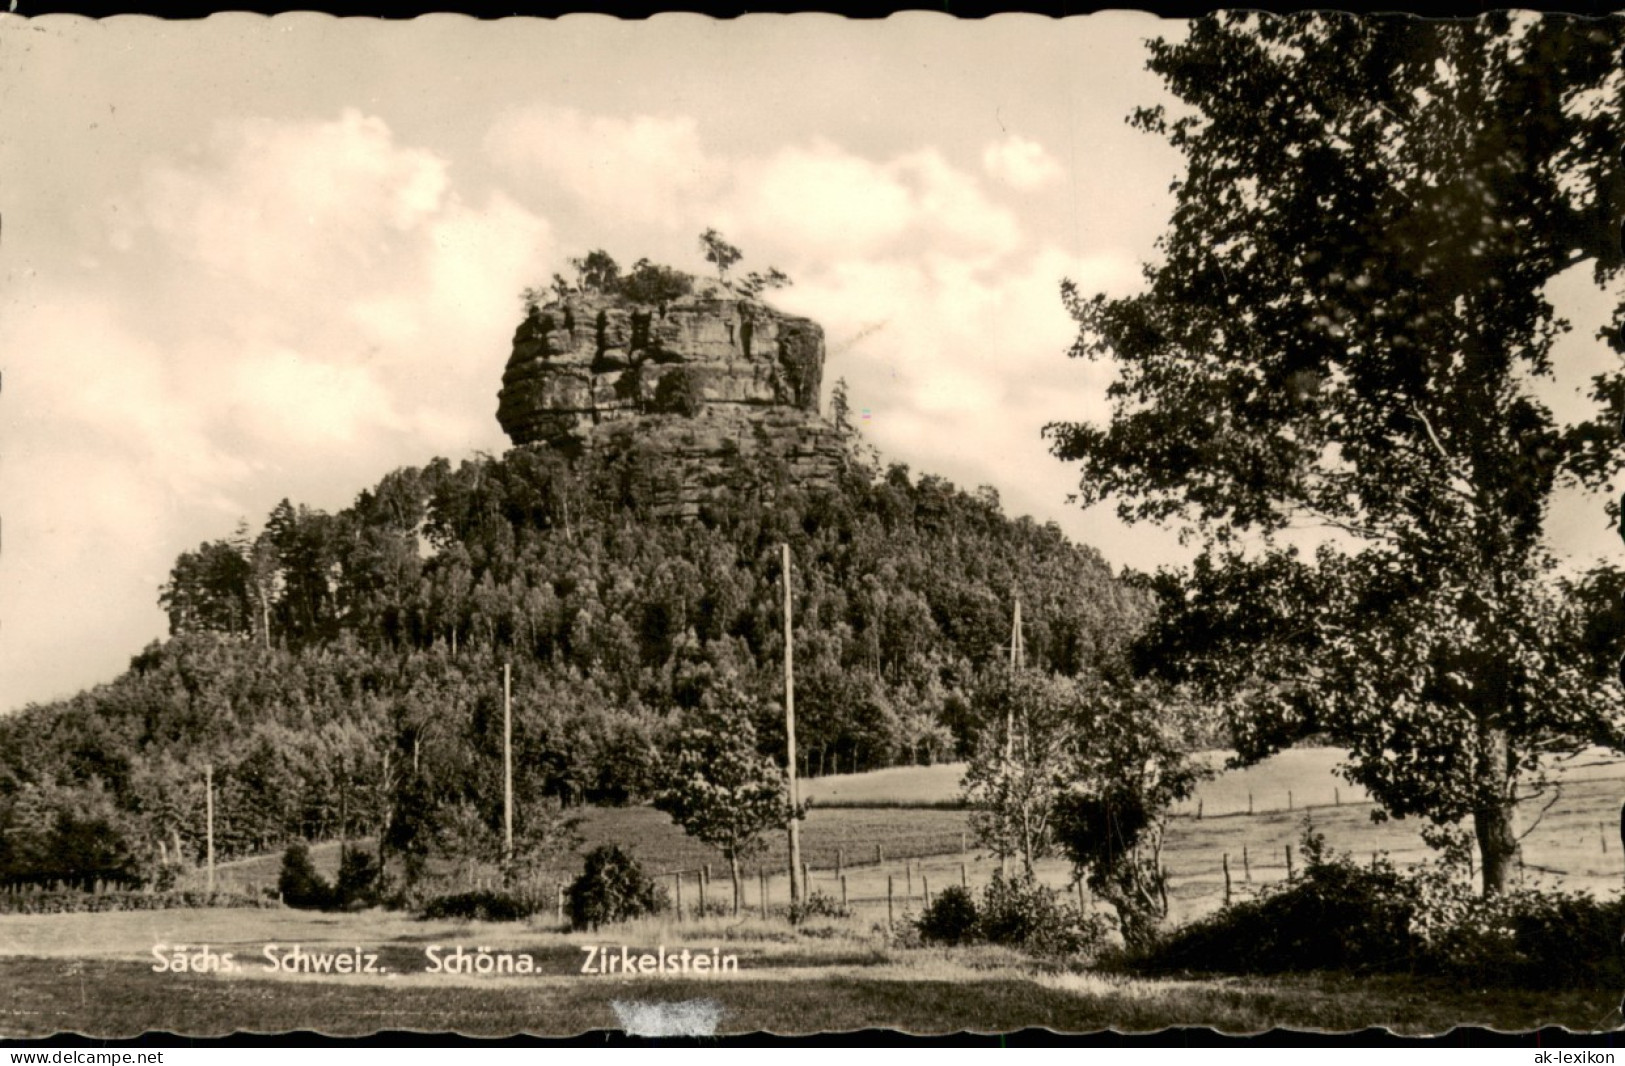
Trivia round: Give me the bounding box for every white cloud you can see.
[2,110,551,709]
[982,133,1064,191]
[139,109,451,293]
[484,105,725,227]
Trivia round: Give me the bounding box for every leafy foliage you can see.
[962,669,1079,874]
[1053,677,1207,949]
[785,889,850,924]
[618,259,694,304]
[1048,12,1625,893]
[975,871,1108,958]
[566,844,665,930]
[1138,825,1625,989]
[335,845,381,909]
[698,228,742,281]
[419,890,537,922]
[653,686,797,912]
[915,884,979,945]
[277,842,333,910]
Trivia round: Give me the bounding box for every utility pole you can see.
[205,763,215,895]
[503,662,514,867]
[1001,597,1022,878]
[783,544,803,906]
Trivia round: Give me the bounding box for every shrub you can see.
[0,889,275,914]
[567,845,665,930]
[277,842,333,910]
[618,260,693,304]
[976,871,1107,958]
[1419,885,1625,990]
[420,890,535,923]
[787,889,850,924]
[1142,838,1421,975]
[334,846,381,909]
[917,885,979,945]
[651,368,705,417]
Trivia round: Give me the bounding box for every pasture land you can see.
[196,746,1625,925]
[0,908,1614,1036]
[62,745,1625,1036]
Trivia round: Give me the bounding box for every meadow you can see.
[0,906,1617,1037]
[196,745,1625,924]
[21,745,1625,1037]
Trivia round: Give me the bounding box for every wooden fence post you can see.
[1222,853,1232,906]
[1243,845,1251,882]
[1076,879,1086,912]
[557,882,565,926]
[960,862,968,889]
[886,875,894,930]
[1248,792,1254,815]
[802,862,810,897]
[906,860,913,900]
[759,869,768,915]
[1285,844,1294,881]
[1197,799,1203,820]
[841,874,848,908]
[698,869,707,915]
[876,844,883,866]
[836,849,843,879]
[1288,790,1293,811]
[675,873,684,922]
[1335,787,1341,807]
[923,875,931,909]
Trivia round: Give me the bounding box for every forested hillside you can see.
[0,441,1145,887]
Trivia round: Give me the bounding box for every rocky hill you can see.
[496,277,846,517]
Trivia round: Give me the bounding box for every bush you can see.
[1141,841,1421,975]
[1419,884,1625,990]
[976,872,1107,958]
[420,890,535,923]
[0,889,275,914]
[618,261,693,304]
[334,846,381,909]
[917,885,979,945]
[787,889,850,924]
[651,368,704,417]
[277,842,333,910]
[567,845,665,930]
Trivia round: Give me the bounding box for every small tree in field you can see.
[1052,677,1207,951]
[653,685,798,914]
[962,667,1078,876]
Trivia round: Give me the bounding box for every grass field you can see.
[199,745,1625,923]
[48,745,1625,1036]
[0,908,1617,1037]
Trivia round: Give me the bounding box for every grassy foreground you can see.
[1,953,1616,1038]
[0,909,1618,1037]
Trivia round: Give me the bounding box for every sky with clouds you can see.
[1,13,1619,713]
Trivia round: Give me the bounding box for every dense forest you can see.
[0,438,1146,888]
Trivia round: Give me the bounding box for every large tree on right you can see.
[1049,13,1625,894]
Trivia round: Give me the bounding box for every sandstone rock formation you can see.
[496,275,847,516]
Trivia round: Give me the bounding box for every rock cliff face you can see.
[496,276,847,516]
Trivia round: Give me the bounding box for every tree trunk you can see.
[1473,800,1519,895]
[1473,723,1520,896]
[729,853,741,916]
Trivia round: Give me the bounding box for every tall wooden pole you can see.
[1001,597,1022,878]
[503,663,514,865]
[204,763,215,894]
[783,544,803,906]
